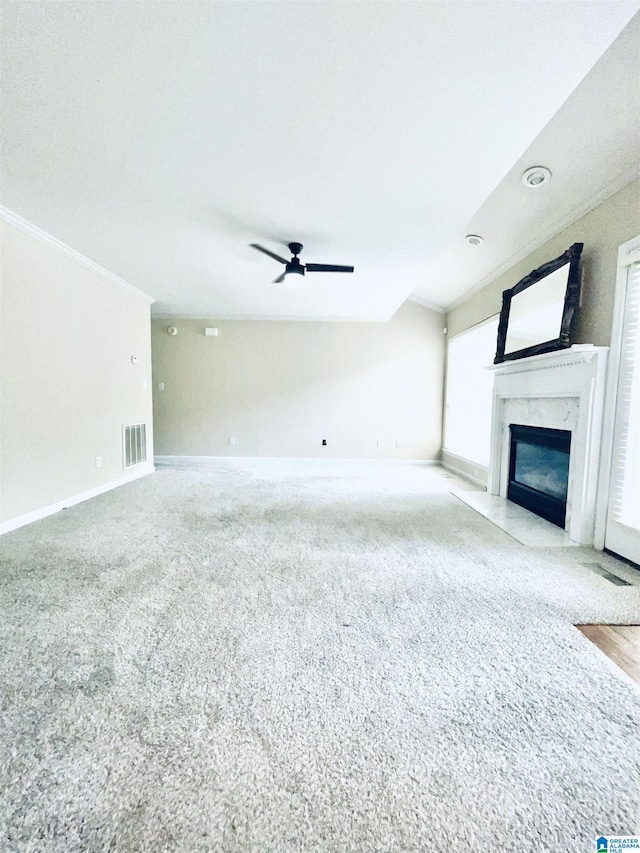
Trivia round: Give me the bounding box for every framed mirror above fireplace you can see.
[494,243,583,364]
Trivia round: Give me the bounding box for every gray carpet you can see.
[1,458,639,852]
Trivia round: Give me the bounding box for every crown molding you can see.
[445,162,640,313]
[407,294,446,314]
[151,313,388,323]
[0,206,155,304]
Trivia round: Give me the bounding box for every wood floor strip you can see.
[577,624,640,686]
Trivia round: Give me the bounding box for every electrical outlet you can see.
[396,441,401,449]
[95,456,102,468]
[229,437,235,446]
[158,382,164,391]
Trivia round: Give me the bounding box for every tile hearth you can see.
[452,489,580,547]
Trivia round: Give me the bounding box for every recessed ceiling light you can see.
[522,166,551,188]
[465,234,484,246]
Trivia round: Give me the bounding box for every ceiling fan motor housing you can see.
[287,256,305,276]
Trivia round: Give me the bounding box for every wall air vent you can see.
[123,424,147,469]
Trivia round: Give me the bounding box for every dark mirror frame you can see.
[494,242,583,364]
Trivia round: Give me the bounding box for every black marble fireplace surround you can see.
[508,424,572,528]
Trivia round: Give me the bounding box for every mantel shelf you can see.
[486,345,608,374]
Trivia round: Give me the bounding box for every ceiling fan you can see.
[249,242,354,283]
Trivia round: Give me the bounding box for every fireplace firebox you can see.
[508,425,571,528]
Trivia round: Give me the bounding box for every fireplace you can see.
[508,425,571,528]
[486,345,608,545]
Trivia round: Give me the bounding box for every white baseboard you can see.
[441,456,488,489]
[0,462,155,536]
[155,455,440,465]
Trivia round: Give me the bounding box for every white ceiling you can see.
[412,9,640,311]
[2,1,639,320]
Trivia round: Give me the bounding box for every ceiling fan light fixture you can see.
[465,234,484,246]
[522,166,551,188]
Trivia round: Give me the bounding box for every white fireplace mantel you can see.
[486,345,609,545]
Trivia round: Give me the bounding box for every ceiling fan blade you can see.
[249,243,288,264]
[305,263,354,273]
[273,271,287,284]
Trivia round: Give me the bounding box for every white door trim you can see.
[593,233,640,551]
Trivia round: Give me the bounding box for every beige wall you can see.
[448,174,640,340]
[441,175,639,482]
[0,220,154,524]
[152,300,444,460]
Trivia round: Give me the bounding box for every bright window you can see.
[602,237,640,563]
[444,315,499,466]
